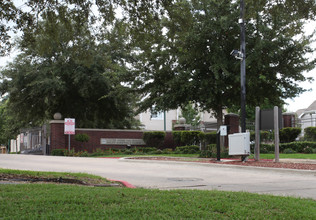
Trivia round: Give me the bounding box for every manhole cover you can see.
[167,177,204,182]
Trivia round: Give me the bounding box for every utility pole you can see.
[240,0,246,132]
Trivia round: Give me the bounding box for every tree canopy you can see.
[0,0,316,142]
[0,2,137,131]
[123,0,316,126]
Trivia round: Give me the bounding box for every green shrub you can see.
[304,127,316,141]
[152,149,163,154]
[74,133,90,142]
[63,148,75,156]
[172,131,203,146]
[172,131,183,146]
[250,144,274,154]
[261,131,273,142]
[283,148,296,154]
[303,146,313,154]
[175,145,200,154]
[279,127,301,143]
[280,141,316,153]
[74,150,89,157]
[250,131,273,143]
[90,148,107,156]
[181,131,203,145]
[162,148,173,154]
[51,149,65,156]
[124,149,133,155]
[199,144,216,158]
[143,131,166,148]
[200,132,217,144]
[136,147,158,153]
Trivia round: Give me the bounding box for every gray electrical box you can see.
[228,132,250,156]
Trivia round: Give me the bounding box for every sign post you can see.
[64,118,75,151]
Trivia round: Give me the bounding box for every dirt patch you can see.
[0,173,122,187]
[129,157,316,170]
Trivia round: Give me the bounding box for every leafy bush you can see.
[90,148,107,156]
[175,145,200,154]
[250,131,273,143]
[124,149,133,155]
[251,142,316,153]
[182,131,202,145]
[200,132,217,145]
[51,149,65,156]
[261,131,273,142]
[172,131,183,146]
[280,142,316,153]
[303,146,313,154]
[74,150,89,157]
[162,148,173,154]
[250,144,274,154]
[74,133,90,142]
[283,148,296,154]
[304,127,316,141]
[279,127,301,143]
[63,148,75,156]
[199,144,216,158]
[172,131,203,146]
[136,147,158,153]
[143,131,166,148]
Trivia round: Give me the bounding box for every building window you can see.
[151,108,164,120]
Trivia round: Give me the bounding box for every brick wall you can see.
[49,120,176,153]
[282,113,296,128]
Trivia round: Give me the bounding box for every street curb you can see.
[119,157,316,176]
[109,178,136,188]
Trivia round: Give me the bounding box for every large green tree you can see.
[0,4,137,129]
[122,0,316,127]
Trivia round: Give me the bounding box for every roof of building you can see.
[296,109,306,117]
[305,100,316,111]
[297,100,316,118]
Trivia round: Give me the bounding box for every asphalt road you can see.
[1,154,316,200]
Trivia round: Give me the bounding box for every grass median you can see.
[0,169,315,219]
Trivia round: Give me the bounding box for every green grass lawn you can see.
[0,183,315,219]
[0,169,315,219]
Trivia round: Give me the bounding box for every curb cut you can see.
[109,179,136,188]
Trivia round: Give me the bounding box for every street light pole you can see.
[240,0,246,132]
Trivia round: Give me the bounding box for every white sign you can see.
[220,125,227,136]
[64,118,75,135]
[100,138,145,146]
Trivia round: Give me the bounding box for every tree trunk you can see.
[216,106,223,129]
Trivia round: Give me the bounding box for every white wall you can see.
[138,108,221,131]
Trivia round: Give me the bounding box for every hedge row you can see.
[251,141,316,154]
[144,128,302,149]
[172,131,217,146]
[305,127,316,141]
[142,131,166,148]
[249,127,301,143]
[52,146,203,156]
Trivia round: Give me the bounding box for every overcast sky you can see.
[285,20,316,112]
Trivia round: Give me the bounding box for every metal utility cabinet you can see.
[228,132,250,156]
